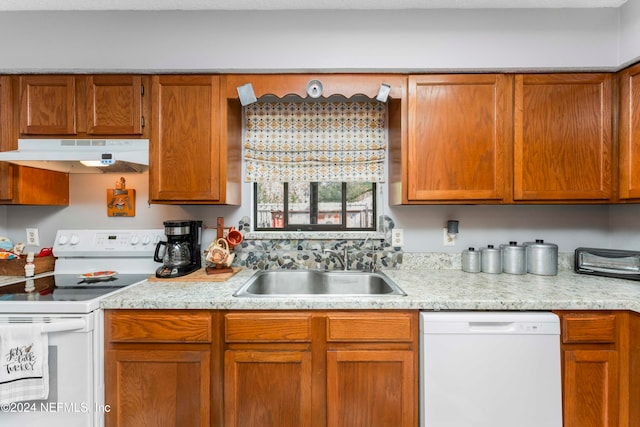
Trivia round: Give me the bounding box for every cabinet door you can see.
[106,348,210,427]
[0,76,13,201]
[563,349,619,427]
[514,74,613,201]
[150,75,221,202]
[619,63,640,200]
[407,74,510,202]
[326,349,414,427]
[224,350,312,427]
[86,75,143,135]
[20,75,76,135]
[0,77,69,205]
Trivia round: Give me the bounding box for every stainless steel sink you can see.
[233,270,406,297]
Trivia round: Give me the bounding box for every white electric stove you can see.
[0,228,164,427]
[0,229,164,314]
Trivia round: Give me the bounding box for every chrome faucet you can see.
[324,246,349,271]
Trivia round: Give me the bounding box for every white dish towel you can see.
[0,324,49,404]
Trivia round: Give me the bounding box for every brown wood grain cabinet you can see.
[105,309,640,427]
[105,310,220,427]
[404,74,511,203]
[555,311,640,427]
[514,73,614,202]
[0,76,69,205]
[223,310,417,427]
[150,75,240,204]
[223,312,316,427]
[399,72,617,204]
[325,312,417,427]
[618,63,640,200]
[19,75,146,137]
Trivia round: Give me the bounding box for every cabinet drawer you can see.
[326,312,414,342]
[562,313,617,344]
[225,312,312,342]
[108,311,212,343]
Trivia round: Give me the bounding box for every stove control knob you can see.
[58,235,69,245]
[130,235,140,245]
[69,234,80,245]
[141,235,151,245]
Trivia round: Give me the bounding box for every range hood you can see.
[0,139,149,174]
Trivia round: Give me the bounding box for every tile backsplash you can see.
[229,215,402,270]
[224,214,573,272]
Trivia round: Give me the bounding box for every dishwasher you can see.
[420,311,562,427]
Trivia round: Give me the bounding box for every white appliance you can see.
[0,229,164,427]
[420,311,562,427]
[0,139,149,174]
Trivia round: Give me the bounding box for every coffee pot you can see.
[154,220,202,278]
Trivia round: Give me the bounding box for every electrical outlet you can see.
[392,228,404,248]
[443,228,456,246]
[26,228,40,246]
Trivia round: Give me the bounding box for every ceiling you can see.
[0,0,629,11]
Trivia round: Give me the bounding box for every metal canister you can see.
[525,239,558,276]
[500,241,526,275]
[462,247,481,273]
[481,245,502,274]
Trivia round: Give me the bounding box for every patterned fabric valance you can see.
[243,100,387,183]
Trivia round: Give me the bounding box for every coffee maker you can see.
[154,220,202,278]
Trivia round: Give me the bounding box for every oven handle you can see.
[41,319,87,333]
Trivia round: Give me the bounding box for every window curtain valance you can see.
[243,100,387,183]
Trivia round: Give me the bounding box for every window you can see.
[244,95,387,232]
[255,181,376,231]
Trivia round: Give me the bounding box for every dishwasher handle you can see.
[468,321,517,333]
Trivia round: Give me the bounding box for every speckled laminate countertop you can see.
[100,268,640,312]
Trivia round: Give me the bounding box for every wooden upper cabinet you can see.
[150,75,240,204]
[19,74,146,137]
[1,76,69,206]
[20,75,76,135]
[86,75,143,135]
[405,74,511,203]
[514,73,613,202]
[618,63,640,200]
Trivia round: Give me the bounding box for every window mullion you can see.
[341,182,347,228]
[283,182,290,228]
[310,182,318,225]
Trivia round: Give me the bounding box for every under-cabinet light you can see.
[80,160,109,167]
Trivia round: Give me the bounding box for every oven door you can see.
[0,312,103,427]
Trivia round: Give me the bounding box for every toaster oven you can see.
[575,247,640,281]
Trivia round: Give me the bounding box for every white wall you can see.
[0,9,621,72]
[620,0,640,66]
[1,7,639,254]
[2,172,616,253]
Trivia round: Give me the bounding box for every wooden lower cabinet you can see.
[106,348,211,427]
[326,349,414,427]
[107,308,640,427]
[223,310,418,427]
[563,349,619,427]
[105,310,218,427]
[555,310,640,427]
[224,350,312,427]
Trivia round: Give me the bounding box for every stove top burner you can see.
[0,273,150,302]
